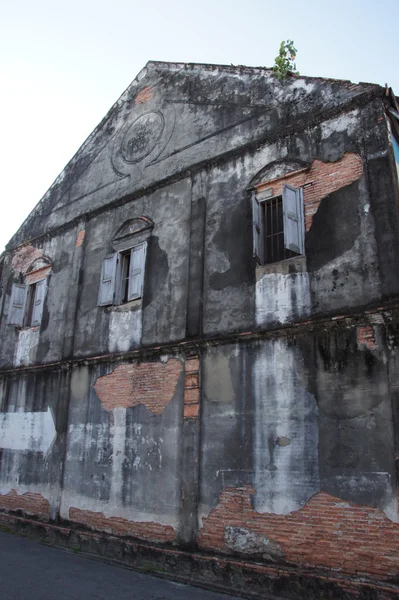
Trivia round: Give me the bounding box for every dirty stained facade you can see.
[1,62,399,598]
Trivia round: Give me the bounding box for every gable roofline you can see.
[5,61,388,252]
[145,60,384,91]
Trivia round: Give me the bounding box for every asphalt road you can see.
[0,531,244,600]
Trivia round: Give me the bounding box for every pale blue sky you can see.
[0,0,397,252]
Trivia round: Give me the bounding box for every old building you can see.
[0,62,399,599]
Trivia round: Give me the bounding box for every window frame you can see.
[7,277,48,328]
[98,241,147,307]
[253,184,305,266]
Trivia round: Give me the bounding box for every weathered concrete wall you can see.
[60,356,185,543]
[0,314,398,592]
[0,64,398,598]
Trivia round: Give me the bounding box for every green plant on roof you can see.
[273,40,299,80]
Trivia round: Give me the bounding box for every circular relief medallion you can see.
[121,112,164,164]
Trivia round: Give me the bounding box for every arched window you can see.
[8,257,52,327]
[98,217,153,306]
[250,161,307,266]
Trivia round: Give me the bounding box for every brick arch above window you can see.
[250,153,363,266]
[8,256,52,328]
[25,256,52,285]
[98,217,153,307]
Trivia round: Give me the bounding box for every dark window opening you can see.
[25,283,37,326]
[262,197,297,264]
[120,252,131,303]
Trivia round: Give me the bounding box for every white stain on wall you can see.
[255,272,311,327]
[14,328,40,367]
[109,407,127,508]
[321,109,359,139]
[108,308,142,353]
[252,338,319,514]
[0,408,56,454]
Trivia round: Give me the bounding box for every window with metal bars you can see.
[252,184,305,266]
[262,196,297,264]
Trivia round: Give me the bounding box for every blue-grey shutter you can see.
[31,279,47,326]
[128,242,147,301]
[282,185,305,255]
[252,192,263,265]
[98,253,119,306]
[7,284,28,326]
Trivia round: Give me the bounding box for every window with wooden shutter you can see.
[252,192,263,265]
[98,242,147,307]
[253,184,305,265]
[98,253,119,306]
[127,242,147,301]
[30,279,47,326]
[282,184,305,255]
[7,284,28,327]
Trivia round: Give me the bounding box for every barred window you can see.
[253,185,305,266]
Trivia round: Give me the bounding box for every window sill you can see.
[105,299,142,313]
[256,255,307,280]
[10,325,40,332]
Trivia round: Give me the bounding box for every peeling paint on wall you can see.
[11,245,44,274]
[0,489,50,519]
[94,358,182,413]
[198,486,399,580]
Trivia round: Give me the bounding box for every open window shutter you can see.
[8,284,28,326]
[128,242,147,301]
[31,279,47,326]
[98,253,119,306]
[282,185,305,255]
[252,192,263,265]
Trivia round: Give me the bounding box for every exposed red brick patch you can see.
[94,359,182,413]
[257,153,363,231]
[0,489,50,519]
[184,357,200,419]
[135,86,152,104]
[198,486,399,580]
[69,507,175,543]
[12,245,44,274]
[185,358,199,372]
[25,265,52,285]
[184,404,199,418]
[75,229,85,247]
[357,325,377,350]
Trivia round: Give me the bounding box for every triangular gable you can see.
[7,61,383,249]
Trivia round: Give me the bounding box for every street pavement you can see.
[0,530,244,600]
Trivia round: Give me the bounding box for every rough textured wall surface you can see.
[0,63,398,599]
[198,487,399,580]
[94,359,183,413]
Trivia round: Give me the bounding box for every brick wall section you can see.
[0,490,50,519]
[11,245,44,274]
[357,325,377,350]
[69,507,175,543]
[198,486,399,580]
[256,153,363,231]
[184,357,200,418]
[25,265,52,285]
[94,359,182,413]
[75,229,85,247]
[135,86,152,104]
